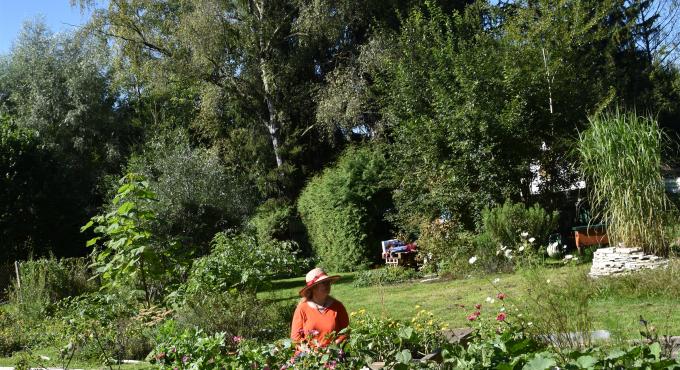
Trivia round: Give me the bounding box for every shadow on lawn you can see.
[262,275,357,303]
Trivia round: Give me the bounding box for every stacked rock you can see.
[589,246,668,278]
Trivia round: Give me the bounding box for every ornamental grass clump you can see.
[578,110,673,256]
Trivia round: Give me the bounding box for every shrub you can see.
[126,129,258,255]
[578,110,674,256]
[481,200,559,249]
[353,267,421,287]
[6,257,94,324]
[416,218,478,275]
[247,198,294,242]
[58,292,166,362]
[182,231,299,296]
[173,291,293,341]
[297,145,393,271]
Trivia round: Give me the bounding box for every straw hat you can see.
[298,267,341,297]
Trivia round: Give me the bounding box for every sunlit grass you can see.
[261,262,680,339]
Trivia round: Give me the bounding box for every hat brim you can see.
[298,275,341,297]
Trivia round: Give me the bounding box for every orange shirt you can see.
[290,299,349,347]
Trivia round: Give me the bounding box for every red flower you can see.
[475,303,482,310]
[467,311,481,321]
[496,312,507,322]
[496,293,506,300]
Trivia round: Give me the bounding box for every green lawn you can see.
[260,263,680,339]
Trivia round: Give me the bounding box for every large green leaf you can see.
[523,354,556,370]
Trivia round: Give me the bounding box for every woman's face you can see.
[311,280,331,301]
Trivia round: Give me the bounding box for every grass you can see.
[0,349,155,370]
[578,110,672,256]
[260,262,680,339]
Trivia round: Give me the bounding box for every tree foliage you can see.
[125,129,257,255]
[0,21,134,260]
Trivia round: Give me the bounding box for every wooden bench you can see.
[572,224,608,254]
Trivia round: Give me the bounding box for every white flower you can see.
[527,322,533,326]
[546,279,551,284]
[562,244,568,250]
[468,256,478,265]
[504,249,513,258]
[528,237,535,243]
[500,245,507,250]
[518,313,523,318]
[518,246,525,252]
[486,296,495,304]
[564,254,573,260]
[500,307,506,312]
[493,278,500,284]
[520,231,529,238]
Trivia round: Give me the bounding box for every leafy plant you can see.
[416,218,478,276]
[182,231,299,296]
[173,290,293,341]
[578,110,674,255]
[481,200,559,250]
[82,173,163,307]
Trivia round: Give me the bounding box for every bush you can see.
[416,218,478,275]
[297,145,393,271]
[173,291,293,341]
[481,200,558,249]
[57,292,167,362]
[353,267,421,287]
[182,231,300,296]
[6,257,94,324]
[247,198,294,242]
[126,129,258,255]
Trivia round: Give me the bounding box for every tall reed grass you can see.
[578,110,673,256]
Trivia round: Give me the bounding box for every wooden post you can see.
[14,261,21,290]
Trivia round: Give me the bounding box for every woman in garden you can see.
[291,267,349,347]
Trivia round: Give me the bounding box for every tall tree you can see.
[0,21,132,259]
[73,0,472,198]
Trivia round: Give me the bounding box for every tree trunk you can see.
[260,59,284,168]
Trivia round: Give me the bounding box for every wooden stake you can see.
[14,261,21,290]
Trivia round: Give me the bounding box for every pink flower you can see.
[496,312,507,321]
[232,335,243,343]
[308,329,320,336]
[474,303,482,310]
[467,311,481,321]
[496,293,506,300]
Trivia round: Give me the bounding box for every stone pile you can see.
[589,246,668,278]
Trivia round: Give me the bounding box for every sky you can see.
[0,1,95,55]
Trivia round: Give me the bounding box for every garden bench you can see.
[572,223,608,254]
[381,239,417,267]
